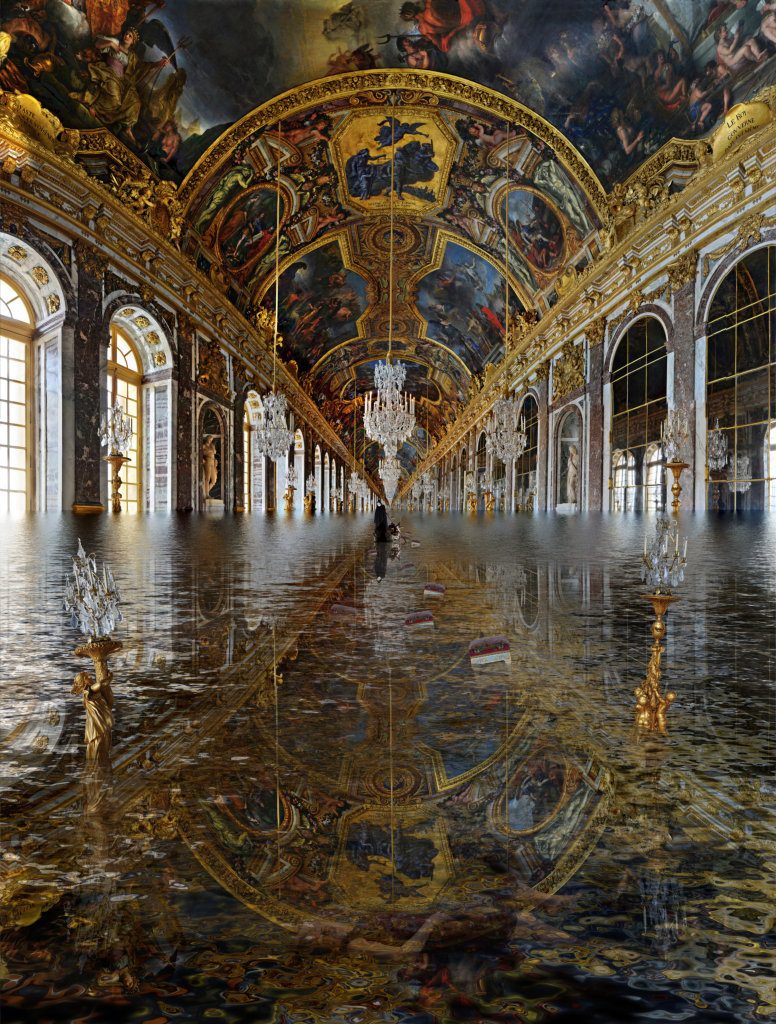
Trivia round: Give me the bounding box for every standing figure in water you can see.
[374,499,389,543]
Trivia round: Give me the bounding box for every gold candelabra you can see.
[104,453,129,513]
[635,593,677,735]
[666,461,689,514]
[484,490,495,513]
[283,485,295,513]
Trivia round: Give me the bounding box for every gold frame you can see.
[107,323,143,514]
[0,273,35,512]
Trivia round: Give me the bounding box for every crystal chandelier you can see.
[707,418,728,472]
[63,539,123,641]
[641,514,687,594]
[348,470,362,496]
[99,400,133,456]
[661,411,690,464]
[364,360,416,453]
[255,391,294,462]
[379,453,401,504]
[363,115,416,458]
[487,396,527,464]
[255,117,295,463]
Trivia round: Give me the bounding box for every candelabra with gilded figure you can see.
[636,516,687,735]
[304,473,316,513]
[64,541,123,802]
[283,464,297,513]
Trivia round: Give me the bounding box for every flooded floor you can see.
[1,511,775,1023]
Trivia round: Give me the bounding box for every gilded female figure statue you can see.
[566,444,579,505]
[202,434,218,497]
[72,667,114,766]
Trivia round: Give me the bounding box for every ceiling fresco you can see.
[185,89,599,486]
[3,1,775,188]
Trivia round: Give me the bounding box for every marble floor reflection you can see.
[1,512,775,1023]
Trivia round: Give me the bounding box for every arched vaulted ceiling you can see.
[5,0,775,478]
[180,74,606,475]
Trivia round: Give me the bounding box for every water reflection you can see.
[1,512,775,1022]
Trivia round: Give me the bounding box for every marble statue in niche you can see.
[202,435,219,497]
[566,444,579,505]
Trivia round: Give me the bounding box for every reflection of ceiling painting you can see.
[6,1,775,188]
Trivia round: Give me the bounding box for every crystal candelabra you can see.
[99,401,133,513]
[255,392,295,462]
[348,471,362,510]
[379,453,401,504]
[363,360,416,452]
[661,411,691,513]
[283,463,297,513]
[486,397,527,465]
[304,472,316,513]
[636,515,688,735]
[331,484,344,512]
[464,469,477,513]
[64,540,123,757]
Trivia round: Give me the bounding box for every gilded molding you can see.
[197,337,232,402]
[586,317,606,347]
[73,240,107,279]
[667,249,698,292]
[701,212,776,277]
[552,341,585,403]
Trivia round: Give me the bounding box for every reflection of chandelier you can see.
[364,360,416,452]
[487,397,527,464]
[732,454,751,493]
[707,418,728,472]
[379,453,401,504]
[99,401,133,456]
[255,391,295,462]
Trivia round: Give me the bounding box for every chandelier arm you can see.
[388,100,395,364]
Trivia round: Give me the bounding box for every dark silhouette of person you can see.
[374,500,389,543]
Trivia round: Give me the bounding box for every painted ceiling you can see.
[3,0,775,478]
[177,84,601,474]
[4,1,775,186]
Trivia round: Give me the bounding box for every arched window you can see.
[612,449,637,511]
[610,317,667,512]
[243,408,253,512]
[644,442,665,511]
[106,325,141,513]
[0,277,33,512]
[514,393,538,510]
[706,246,776,510]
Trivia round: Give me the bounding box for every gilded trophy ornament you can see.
[552,341,585,402]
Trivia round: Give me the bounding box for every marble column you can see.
[536,377,549,512]
[587,340,605,512]
[672,276,697,508]
[175,316,195,511]
[71,244,106,513]
[232,372,247,513]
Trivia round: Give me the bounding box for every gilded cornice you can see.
[400,127,776,495]
[0,134,361,480]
